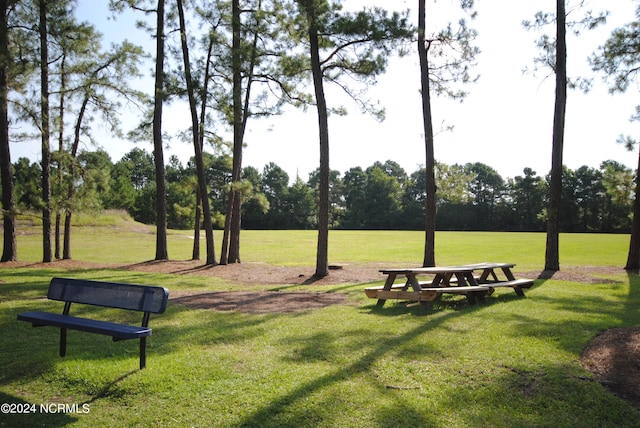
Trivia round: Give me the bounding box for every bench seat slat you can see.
[17,311,151,339]
[483,279,534,289]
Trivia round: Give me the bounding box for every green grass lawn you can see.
[0,221,638,427]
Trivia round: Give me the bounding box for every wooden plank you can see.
[380,267,474,275]
[365,284,409,298]
[459,262,516,269]
[485,279,534,289]
[420,286,490,294]
[375,290,438,301]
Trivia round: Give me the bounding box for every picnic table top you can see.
[379,266,475,275]
[379,262,515,275]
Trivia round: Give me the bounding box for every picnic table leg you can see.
[404,274,433,308]
[377,273,397,307]
[463,272,489,303]
[502,267,516,281]
[478,268,499,283]
[501,267,526,297]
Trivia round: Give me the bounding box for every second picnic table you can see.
[365,262,534,307]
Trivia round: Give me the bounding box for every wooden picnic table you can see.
[366,262,534,307]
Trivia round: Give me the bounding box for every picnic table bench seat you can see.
[17,277,169,369]
[477,278,534,297]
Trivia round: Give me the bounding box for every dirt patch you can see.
[171,290,347,314]
[124,259,386,285]
[581,327,640,411]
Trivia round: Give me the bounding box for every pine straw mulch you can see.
[6,259,640,410]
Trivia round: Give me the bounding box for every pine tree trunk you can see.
[0,0,16,262]
[306,2,330,278]
[176,0,215,265]
[63,212,72,260]
[153,0,168,260]
[625,147,640,270]
[39,0,52,263]
[192,191,201,260]
[545,0,567,272]
[418,0,436,267]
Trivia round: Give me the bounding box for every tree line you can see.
[8,148,634,234]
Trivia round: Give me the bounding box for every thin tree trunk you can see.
[418,0,436,267]
[625,147,640,269]
[63,212,71,259]
[153,0,168,260]
[55,55,66,260]
[39,0,52,263]
[55,214,61,259]
[62,96,88,261]
[225,0,262,264]
[305,2,330,278]
[544,0,567,272]
[221,0,243,265]
[177,0,215,265]
[192,189,201,260]
[192,34,214,261]
[0,0,15,262]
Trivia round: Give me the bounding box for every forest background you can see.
[9,148,635,233]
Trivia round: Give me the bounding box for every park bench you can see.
[17,277,169,369]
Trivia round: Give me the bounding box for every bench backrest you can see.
[48,277,169,314]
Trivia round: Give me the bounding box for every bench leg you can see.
[140,338,146,370]
[60,328,67,357]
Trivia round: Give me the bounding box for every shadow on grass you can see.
[233,276,640,427]
[234,293,639,427]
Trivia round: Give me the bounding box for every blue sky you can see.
[11,0,640,182]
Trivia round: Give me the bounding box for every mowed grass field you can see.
[1,216,638,427]
[9,212,629,269]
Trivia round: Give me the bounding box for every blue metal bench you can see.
[17,277,169,369]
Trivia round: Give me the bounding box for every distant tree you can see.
[465,162,505,230]
[341,166,368,229]
[600,161,633,233]
[402,169,427,230]
[363,166,402,229]
[571,165,604,231]
[512,168,547,231]
[261,162,290,228]
[286,176,315,229]
[13,157,42,211]
[240,165,270,229]
[591,4,640,269]
[119,148,155,191]
[308,168,342,228]
[111,148,156,223]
